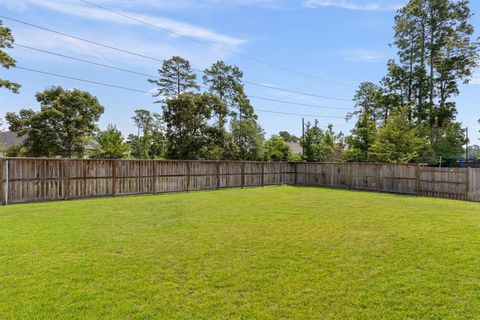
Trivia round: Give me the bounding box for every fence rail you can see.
[1,158,479,204]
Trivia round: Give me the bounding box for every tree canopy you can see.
[0,19,20,94]
[6,87,104,157]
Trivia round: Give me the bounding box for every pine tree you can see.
[148,56,199,103]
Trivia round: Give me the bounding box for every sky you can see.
[0,0,479,141]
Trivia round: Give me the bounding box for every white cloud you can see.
[10,24,233,73]
[103,0,283,10]
[337,49,386,62]
[303,0,402,11]
[3,0,245,49]
[0,0,28,11]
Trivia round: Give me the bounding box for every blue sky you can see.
[1,0,479,141]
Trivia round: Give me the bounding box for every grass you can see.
[1,186,480,319]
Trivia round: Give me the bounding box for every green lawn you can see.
[1,187,480,319]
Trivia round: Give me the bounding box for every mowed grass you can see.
[1,187,480,319]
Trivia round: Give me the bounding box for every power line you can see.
[15,66,151,94]
[15,44,159,78]
[78,0,354,88]
[15,44,352,111]
[248,96,350,110]
[1,15,352,102]
[242,82,350,101]
[256,109,344,119]
[14,66,348,120]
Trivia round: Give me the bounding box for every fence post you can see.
[241,162,245,189]
[416,164,421,195]
[294,162,298,185]
[377,163,381,192]
[261,162,265,187]
[112,160,117,197]
[63,160,71,200]
[186,161,191,192]
[3,160,8,205]
[152,161,157,194]
[466,168,471,200]
[0,159,4,205]
[216,161,221,190]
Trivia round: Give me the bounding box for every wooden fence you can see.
[1,158,479,204]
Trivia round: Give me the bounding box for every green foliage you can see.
[370,108,429,163]
[203,61,242,125]
[301,121,338,162]
[429,121,467,161]
[128,110,166,159]
[148,56,199,102]
[4,143,25,157]
[203,61,254,121]
[278,131,300,143]
[347,0,479,164]
[348,82,384,124]
[466,145,480,160]
[263,135,291,162]
[392,0,479,126]
[231,118,264,161]
[345,113,377,162]
[288,153,303,162]
[163,93,228,160]
[93,125,130,159]
[6,87,104,158]
[0,19,20,93]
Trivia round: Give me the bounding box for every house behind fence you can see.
[1,158,479,205]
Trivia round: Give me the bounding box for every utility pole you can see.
[466,127,469,161]
[302,117,305,156]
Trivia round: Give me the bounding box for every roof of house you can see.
[288,142,303,155]
[0,131,25,148]
[0,131,99,150]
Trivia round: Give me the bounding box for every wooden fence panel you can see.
[379,164,417,195]
[222,162,242,188]
[190,161,218,191]
[468,169,480,202]
[155,161,188,193]
[7,159,64,203]
[115,160,153,196]
[420,167,469,201]
[245,162,263,187]
[1,158,480,204]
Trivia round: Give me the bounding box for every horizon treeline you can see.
[1,0,480,163]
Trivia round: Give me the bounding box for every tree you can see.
[263,135,291,162]
[347,82,384,124]
[345,113,377,162]
[93,125,130,159]
[231,118,264,161]
[148,114,167,159]
[203,61,255,122]
[129,109,153,159]
[390,0,479,142]
[148,56,199,103]
[370,108,429,163]
[203,61,242,127]
[128,110,166,159]
[163,93,227,160]
[301,121,337,162]
[1,19,20,93]
[466,145,480,160]
[6,87,104,157]
[429,121,466,162]
[278,131,300,143]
